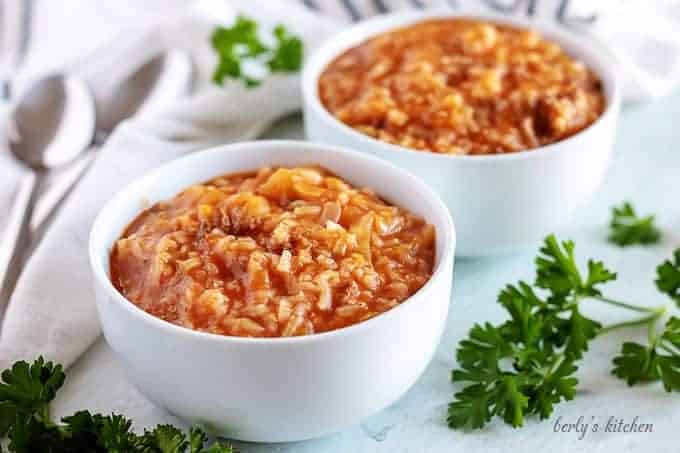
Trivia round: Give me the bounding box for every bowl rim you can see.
[89,140,456,347]
[302,9,622,163]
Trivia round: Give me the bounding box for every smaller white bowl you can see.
[89,140,455,442]
[303,11,621,256]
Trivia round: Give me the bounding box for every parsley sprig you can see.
[611,251,680,390]
[449,235,680,430]
[0,358,237,452]
[211,16,303,88]
[656,249,680,304]
[612,318,680,390]
[608,201,661,246]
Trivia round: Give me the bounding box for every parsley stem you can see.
[600,303,668,335]
[600,314,660,334]
[659,342,679,356]
[548,352,566,375]
[590,296,661,314]
[39,404,51,425]
[648,314,659,346]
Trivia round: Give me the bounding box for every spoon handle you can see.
[30,148,96,236]
[0,171,38,303]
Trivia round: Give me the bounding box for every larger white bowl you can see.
[303,11,621,256]
[89,140,455,442]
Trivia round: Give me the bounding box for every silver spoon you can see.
[30,49,195,234]
[0,74,95,299]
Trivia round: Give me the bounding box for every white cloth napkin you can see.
[1,0,680,369]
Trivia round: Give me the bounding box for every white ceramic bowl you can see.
[89,140,455,442]
[303,11,621,256]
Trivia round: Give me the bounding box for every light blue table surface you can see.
[54,91,680,453]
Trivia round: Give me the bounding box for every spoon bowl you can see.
[96,49,194,136]
[8,74,95,169]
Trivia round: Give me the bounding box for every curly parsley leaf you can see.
[535,235,583,298]
[448,322,516,429]
[447,383,495,430]
[497,282,545,346]
[656,249,680,306]
[535,235,616,299]
[612,342,659,385]
[453,322,510,381]
[59,410,105,450]
[532,236,607,359]
[0,357,64,436]
[211,16,302,88]
[267,25,303,72]
[608,202,661,247]
[612,316,680,391]
[528,357,578,419]
[563,309,601,360]
[100,414,137,452]
[0,357,64,412]
[189,427,209,453]
[211,16,266,85]
[494,376,529,428]
[583,259,618,297]
[142,424,188,453]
